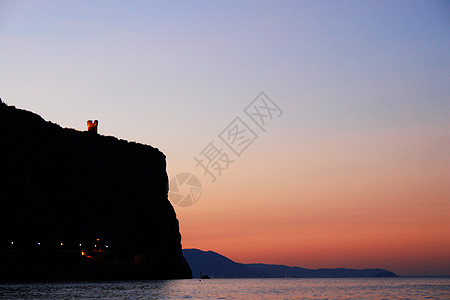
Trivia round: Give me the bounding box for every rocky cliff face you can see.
[0,99,192,280]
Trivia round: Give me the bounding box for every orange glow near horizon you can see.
[175,125,450,276]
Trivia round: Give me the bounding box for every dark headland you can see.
[0,99,192,281]
[184,249,398,278]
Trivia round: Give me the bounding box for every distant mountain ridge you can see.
[183,249,398,278]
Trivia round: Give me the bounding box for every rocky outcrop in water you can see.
[0,99,192,281]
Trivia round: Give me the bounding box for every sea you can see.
[0,277,448,299]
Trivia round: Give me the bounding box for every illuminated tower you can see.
[87,120,98,134]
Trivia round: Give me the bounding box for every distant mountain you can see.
[183,249,398,278]
[182,249,262,278]
[247,264,398,278]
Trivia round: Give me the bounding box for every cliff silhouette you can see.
[0,99,192,281]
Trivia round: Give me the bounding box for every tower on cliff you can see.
[87,120,98,134]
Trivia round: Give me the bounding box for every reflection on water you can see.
[0,278,449,299]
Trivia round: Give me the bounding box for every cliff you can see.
[0,99,192,281]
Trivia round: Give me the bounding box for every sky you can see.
[1,0,449,276]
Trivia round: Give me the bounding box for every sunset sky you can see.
[1,1,449,276]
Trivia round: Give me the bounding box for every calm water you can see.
[0,278,448,299]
